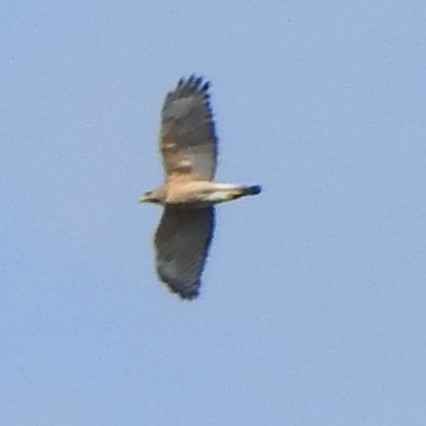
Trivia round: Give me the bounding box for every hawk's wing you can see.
[160,76,218,180]
[154,206,215,299]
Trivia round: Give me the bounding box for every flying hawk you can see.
[140,76,261,299]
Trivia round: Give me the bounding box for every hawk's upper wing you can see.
[154,205,215,299]
[159,76,218,180]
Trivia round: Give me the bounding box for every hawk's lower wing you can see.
[154,206,215,299]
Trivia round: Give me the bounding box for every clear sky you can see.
[1,1,426,425]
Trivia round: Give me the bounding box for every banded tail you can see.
[205,183,262,204]
[240,185,262,196]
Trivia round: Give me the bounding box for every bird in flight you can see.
[140,76,261,300]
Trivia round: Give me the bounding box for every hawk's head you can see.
[139,188,165,205]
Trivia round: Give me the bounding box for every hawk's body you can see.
[140,76,261,299]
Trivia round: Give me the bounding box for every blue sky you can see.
[1,1,426,425]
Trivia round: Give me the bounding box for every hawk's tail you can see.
[241,185,262,196]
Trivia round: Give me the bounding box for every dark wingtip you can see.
[173,283,200,300]
[245,185,262,195]
[176,75,210,94]
[202,80,210,91]
[160,272,201,300]
[177,289,199,301]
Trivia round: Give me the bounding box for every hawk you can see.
[140,76,261,299]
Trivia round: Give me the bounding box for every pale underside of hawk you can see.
[140,76,261,300]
